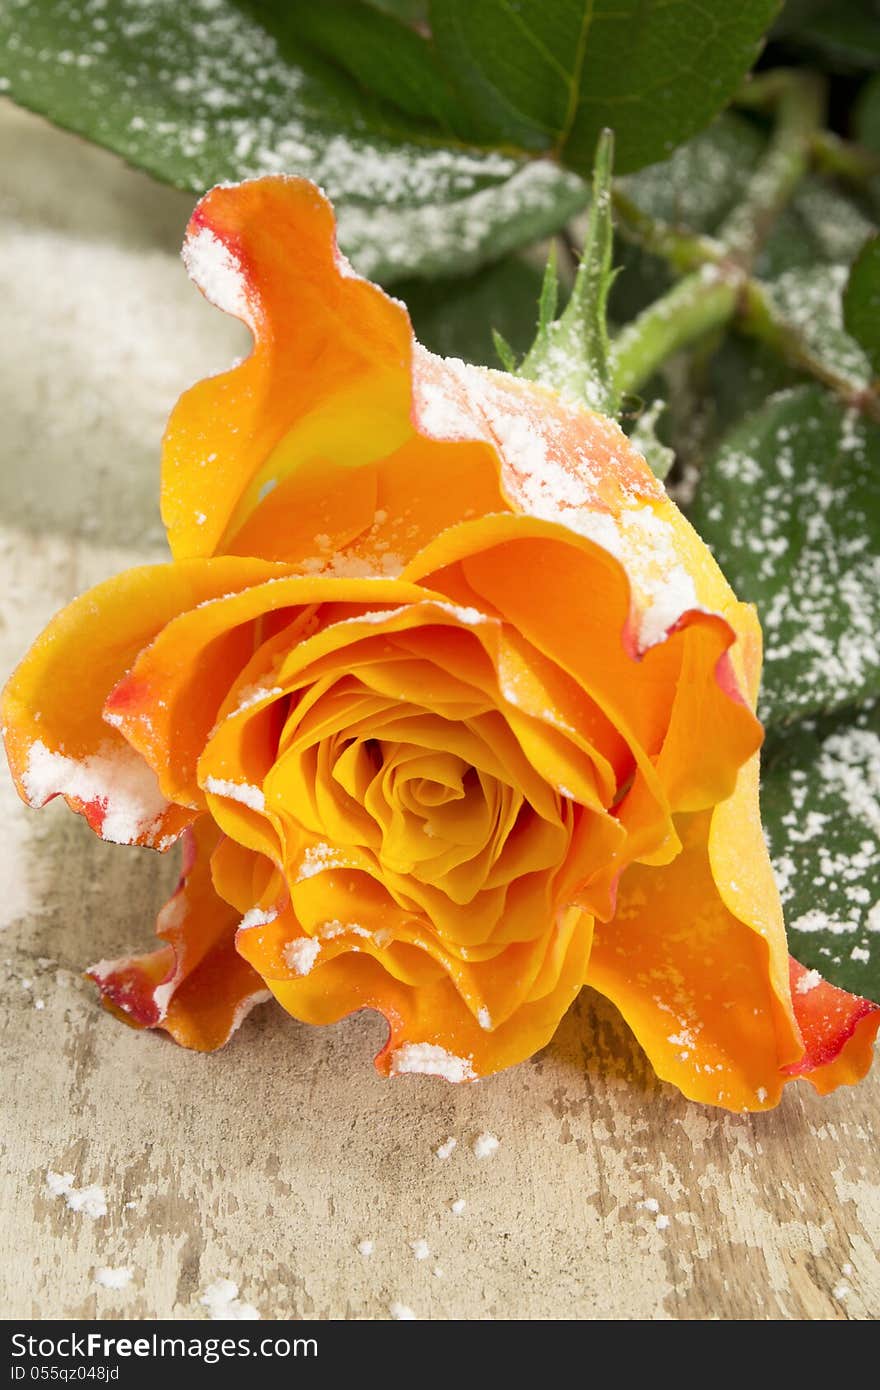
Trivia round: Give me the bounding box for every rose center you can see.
[264,661,579,939]
[365,744,500,877]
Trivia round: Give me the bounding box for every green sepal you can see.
[628,400,675,481]
[516,130,620,416]
[492,329,518,374]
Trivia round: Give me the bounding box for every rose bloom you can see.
[4,179,877,1111]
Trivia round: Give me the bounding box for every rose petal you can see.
[3,557,288,846]
[166,179,412,561]
[105,573,433,807]
[409,515,761,864]
[784,959,879,1093]
[166,180,510,572]
[166,179,666,584]
[586,753,878,1110]
[87,817,269,1050]
[412,347,661,525]
[239,904,593,1080]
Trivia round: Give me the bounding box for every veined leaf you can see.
[620,112,765,233]
[428,0,780,174]
[760,263,873,388]
[270,1,465,134]
[692,385,880,725]
[844,234,880,377]
[763,701,880,1003]
[0,0,586,282]
[400,254,546,367]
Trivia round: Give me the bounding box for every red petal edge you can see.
[86,819,269,1050]
[785,956,880,1078]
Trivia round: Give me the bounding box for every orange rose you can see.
[4,178,877,1110]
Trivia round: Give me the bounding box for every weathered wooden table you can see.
[1,101,877,1322]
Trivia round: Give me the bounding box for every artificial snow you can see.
[297,843,346,880]
[796,969,823,994]
[230,683,283,717]
[23,741,168,845]
[389,1043,475,1082]
[200,1278,260,1321]
[95,1266,133,1290]
[238,906,278,932]
[182,226,251,321]
[412,355,700,649]
[472,1132,499,1159]
[389,1302,416,1321]
[203,775,265,812]
[45,1171,107,1219]
[283,937,321,976]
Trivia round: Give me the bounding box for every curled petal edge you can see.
[784,958,880,1095]
[87,818,269,1052]
[239,904,593,1081]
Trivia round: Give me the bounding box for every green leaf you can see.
[762,701,880,1003]
[758,175,879,278]
[363,1,429,21]
[339,162,587,281]
[760,264,873,388]
[844,234,880,377]
[537,243,560,336]
[278,0,465,134]
[428,0,780,174]
[627,400,675,481]
[703,335,803,452]
[518,130,618,413]
[0,0,587,283]
[398,254,546,367]
[620,112,766,233]
[692,385,880,725]
[492,330,519,374]
[608,115,769,325]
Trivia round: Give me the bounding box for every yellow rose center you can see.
[268,667,575,948]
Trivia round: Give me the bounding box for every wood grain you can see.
[1,100,877,1322]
